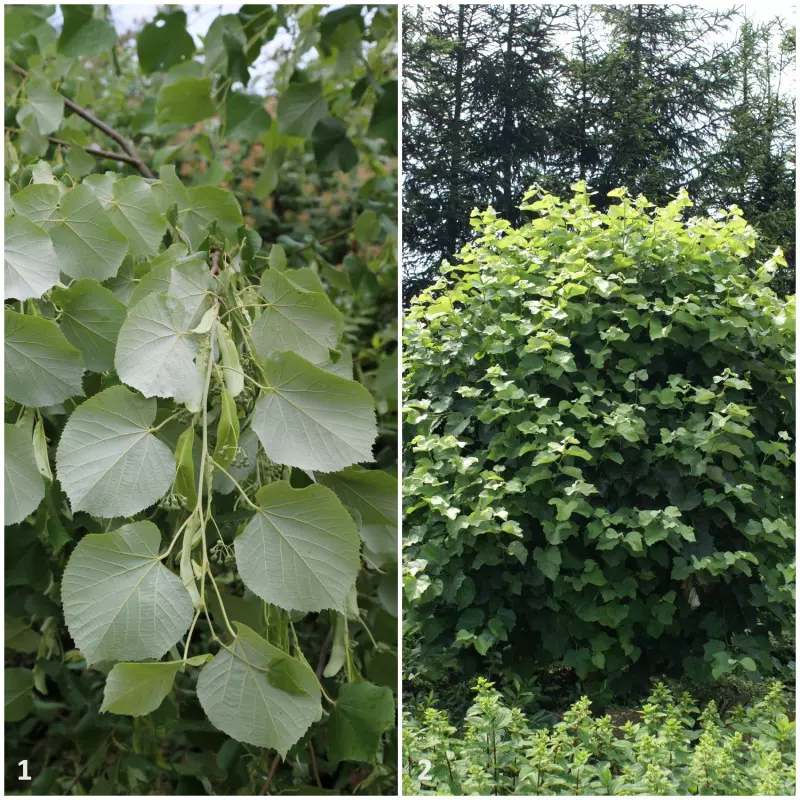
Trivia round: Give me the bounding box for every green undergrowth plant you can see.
[403,678,796,796]
[403,183,795,689]
[4,5,397,795]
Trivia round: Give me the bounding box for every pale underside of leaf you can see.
[250,351,377,473]
[55,385,176,517]
[251,270,342,364]
[49,184,129,281]
[5,309,85,407]
[4,213,60,301]
[52,279,127,373]
[62,522,193,665]
[4,423,45,526]
[234,481,360,613]
[197,622,321,755]
[115,293,204,410]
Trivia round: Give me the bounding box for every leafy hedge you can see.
[403,184,795,687]
[403,677,796,795]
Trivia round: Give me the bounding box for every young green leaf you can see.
[277,82,329,139]
[5,668,35,723]
[49,184,129,281]
[317,468,398,567]
[101,661,182,716]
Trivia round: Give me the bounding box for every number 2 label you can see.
[417,758,432,781]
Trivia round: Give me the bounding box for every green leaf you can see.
[25,78,63,136]
[277,82,329,139]
[56,386,176,517]
[4,423,45,526]
[62,521,193,665]
[317,468,397,567]
[326,682,394,764]
[5,668,34,723]
[85,175,167,258]
[197,622,322,755]
[266,655,310,696]
[312,117,358,172]
[251,269,342,364]
[11,183,60,226]
[234,481,360,613]
[4,213,60,301]
[5,617,42,653]
[115,294,204,410]
[136,10,195,74]
[534,545,562,581]
[5,309,84,407]
[740,656,757,672]
[50,184,129,281]
[226,92,271,140]
[156,77,213,125]
[128,248,211,322]
[251,351,377,472]
[180,185,243,250]
[367,80,397,146]
[354,210,379,243]
[58,5,117,57]
[51,280,126,373]
[508,540,528,565]
[101,661,181,716]
[254,147,285,199]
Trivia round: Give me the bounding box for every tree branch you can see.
[8,62,154,178]
[5,128,141,168]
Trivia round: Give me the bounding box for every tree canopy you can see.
[403,4,795,302]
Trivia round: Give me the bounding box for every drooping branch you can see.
[8,62,154,178]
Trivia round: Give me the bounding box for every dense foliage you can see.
[403,678,796,795]
[403,185,795,691]
[4,4,397,795]
[403,4,796,300]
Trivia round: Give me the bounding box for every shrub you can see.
[403,678,796,795]
[403,184,795,687]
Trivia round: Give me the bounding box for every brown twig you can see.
[9,62,154,178]
[308,743,323,788]
[210,249,221,276]
[5,127,141,167]
[260,628,333,794]
[260,753,281,796]
[298,224,356,252]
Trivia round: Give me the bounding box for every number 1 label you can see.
[18,760,31,781]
